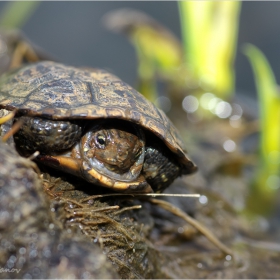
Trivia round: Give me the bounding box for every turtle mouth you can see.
[81,160,152,192]
[79,121,145,182]
[83,155,144,182]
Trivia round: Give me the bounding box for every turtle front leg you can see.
[143,141,181,193]
[14,116,82,154]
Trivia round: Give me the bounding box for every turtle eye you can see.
[96,134,106,148]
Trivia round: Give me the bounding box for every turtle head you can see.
[79,120,146,184]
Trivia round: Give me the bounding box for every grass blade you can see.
[244,44,280,214]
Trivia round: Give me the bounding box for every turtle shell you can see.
[0,61,196,172]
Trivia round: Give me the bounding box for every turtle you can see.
[0,61,197,193]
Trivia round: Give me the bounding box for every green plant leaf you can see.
[244,44,280,214]
[179,1,241,97]
[244,44,280,173]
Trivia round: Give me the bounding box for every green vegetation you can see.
[244,44,280,214]
[179,1,241,98]
[104,2,241,116]
[128,21,184,104]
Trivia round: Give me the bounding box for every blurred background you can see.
[0,1,279,100]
